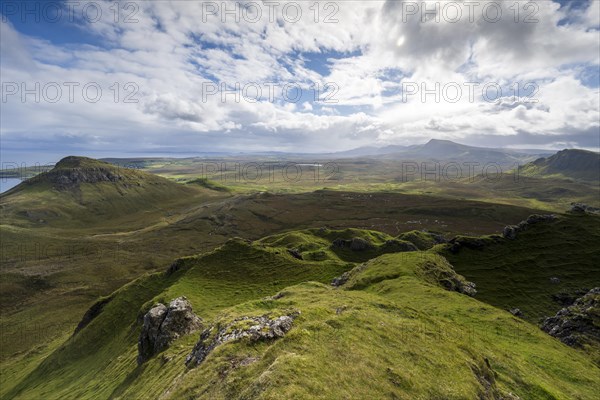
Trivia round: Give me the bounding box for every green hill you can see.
[3,227,599,399]
[442,213,600,323]
[521,149,600,182]
[0,156,225,228]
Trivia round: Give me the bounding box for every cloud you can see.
[1,0,599,160]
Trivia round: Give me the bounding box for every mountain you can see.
[329,144,410,158]
[0,156,224,228]
[521,149,600,182]
[331,140,552,169]
[383,139,551,167]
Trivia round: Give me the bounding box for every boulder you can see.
[509,308,523,317]
[138,296,202,365]
[540,288,599,348]
[186,312,299,367]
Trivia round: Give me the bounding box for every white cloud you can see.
[1,0,599,158]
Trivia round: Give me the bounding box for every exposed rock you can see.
[459,281,478,297]
[331,237,374,251]
[420,260,477,297]
[331,263,369,288]
[49,167,122,190]
[509,308,523,317]
[138,296,202,365]
[502,226,518,240]
[502,214,557,240]
[331,271,351,287]
[448,234,506,253]
[541,287,599,348]
[265,292,285,301]
[552,288,590,307]
[570,203,600,214]
[186,312,299,367]
[287,248,303,260]
[550,277,560,284]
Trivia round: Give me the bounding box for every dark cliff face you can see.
[46,167,123,189]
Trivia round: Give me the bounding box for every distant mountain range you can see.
[333,139,554,166]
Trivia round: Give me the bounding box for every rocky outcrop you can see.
[331,237,374,251]
[186,312,299,367]
[570,203,600,214]
[331,263,368,288]
[502,214,557,240]
[541,288,599,348]
[420,260,477,297]
[138,296,202,365]
[509,308,523,317]
[287,248,303,260]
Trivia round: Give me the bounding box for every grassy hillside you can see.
[0,156,224,229]
[442,213,600,323]
[2,156,598,399]
[520,149,600,182]
[3,229,599,399]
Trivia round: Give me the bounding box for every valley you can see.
[0,144,599,399]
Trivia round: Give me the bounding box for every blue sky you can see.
[1,0,599,164]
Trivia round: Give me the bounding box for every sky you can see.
[1,0,599,164]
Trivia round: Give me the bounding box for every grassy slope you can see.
[4,231,600,399]
[2,234,353,399]
[0,187,542,390]
[442,213,600,323]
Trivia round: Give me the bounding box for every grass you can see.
[4,229,599,399]
[1,156,598,399]
[442,213,600,323]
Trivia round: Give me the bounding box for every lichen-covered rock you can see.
[541,288,599,348]
[138,296,202,365]
[186,312,299,367]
